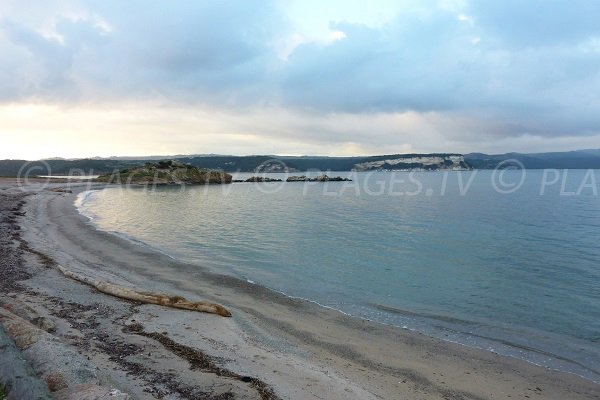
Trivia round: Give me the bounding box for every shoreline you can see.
[75,186,600,385]
[2,179,599,399]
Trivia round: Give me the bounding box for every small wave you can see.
[105,230,178,260]
[367,303,600,384]
[75,189,98,209]
[75,190,103,223]
[369,303,480,326]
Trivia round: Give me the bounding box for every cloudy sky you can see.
[1,0,600,159]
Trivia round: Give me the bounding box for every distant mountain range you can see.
[1,150,599,176]
[0,154,468,175]
[465,149,600,169]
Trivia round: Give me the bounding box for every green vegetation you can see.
[0,382,6,400]
[1,154,469,176]
[4,150,600,176]
[96,160,232,185]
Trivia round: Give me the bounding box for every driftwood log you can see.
[56,265,231,317]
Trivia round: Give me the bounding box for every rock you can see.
[286,175,351,182]
[0,308,100,392]
[31,317,57,333]
[96,160,232,185]
[286,175,309,182]
[323,176,352,182]
[0,327,53,400]
[45,373,68,392]
[55,384,132,400]
[244,176,283,183]
[0,297,56,333]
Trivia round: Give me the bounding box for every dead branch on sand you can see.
[56,265,232,317]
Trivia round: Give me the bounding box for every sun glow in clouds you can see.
[1,0,600,159]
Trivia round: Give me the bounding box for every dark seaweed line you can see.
[123,323,281,400]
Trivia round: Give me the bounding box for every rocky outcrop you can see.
[0,326,53,400]
[352,154,471,171]
[96,160,232,185]
[244,177,283,183]
[286,175,352,182]
[0,307,131,399]
[313,175,352,182]
[0,297,56,333]
[286,175,309,182]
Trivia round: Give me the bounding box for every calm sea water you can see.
[77,170,600,382]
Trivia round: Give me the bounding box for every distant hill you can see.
[0,159,134,177]
[2,150,598,177]
[0,153,469,176]
[465,149,600,169]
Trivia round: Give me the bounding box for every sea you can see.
[75,169,600,382]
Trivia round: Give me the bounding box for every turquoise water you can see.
[77,170,600,382]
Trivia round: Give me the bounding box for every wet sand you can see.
[1,178,599,399]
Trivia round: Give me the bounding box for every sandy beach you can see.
[1,178,598,400]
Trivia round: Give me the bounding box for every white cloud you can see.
[328,30,347,42]
[457,14,474,26]
[1,0,600,158]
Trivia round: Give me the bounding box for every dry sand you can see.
[0,178,598,399]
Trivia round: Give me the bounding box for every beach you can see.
[1,178,598,400]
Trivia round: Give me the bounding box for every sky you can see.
[1,0,600,159]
